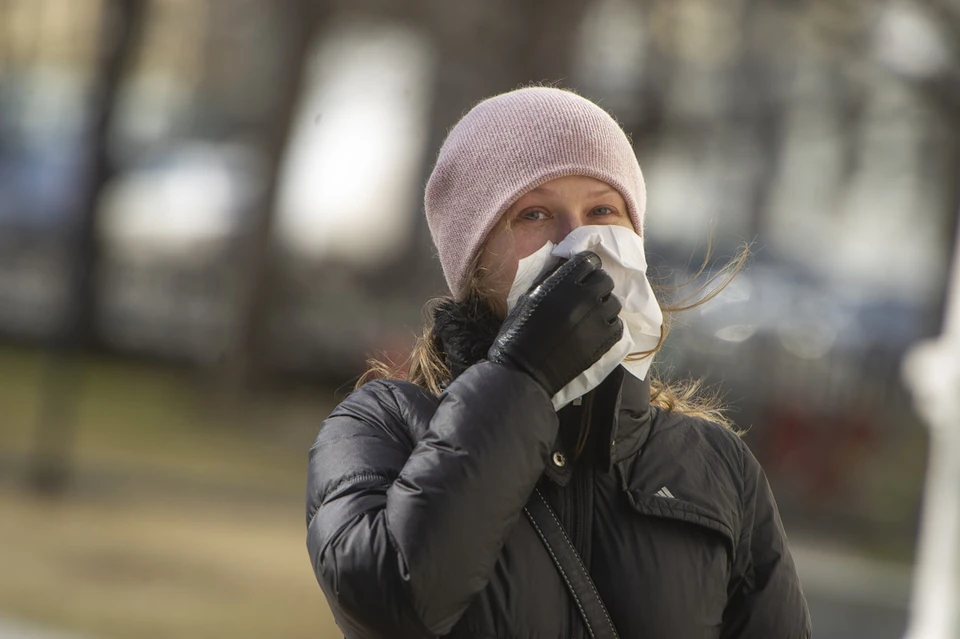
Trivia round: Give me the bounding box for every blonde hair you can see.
[360,239,749,436]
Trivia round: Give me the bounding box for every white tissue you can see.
[505,225,663,411]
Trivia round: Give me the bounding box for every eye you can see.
[590,205,619,217]
[518,208,550,222]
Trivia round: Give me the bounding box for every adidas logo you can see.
[654,486,675,499]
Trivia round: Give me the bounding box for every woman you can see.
[306,87,812,639]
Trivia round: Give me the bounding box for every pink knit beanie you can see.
[425,86,646,299]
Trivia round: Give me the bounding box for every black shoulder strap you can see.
[524,488,621,639]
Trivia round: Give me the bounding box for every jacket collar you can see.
[544,366,653,485]
[608,366,654,465]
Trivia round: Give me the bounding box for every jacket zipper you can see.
[574,391,593,560]
[568,468,581,638]
[570,395,592,639]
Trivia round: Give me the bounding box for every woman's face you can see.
[478,175,635,308]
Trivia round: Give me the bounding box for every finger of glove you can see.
[497,293,608,390]
[581,267,616,300]
[534,250,601,294]
[529,262,609,320]
[552,307,625,389]
[499,299,624,396]
[600,289,622,317]
[580,298,623,338]
[528,262,615,333]
[583,309,624,361]
[599,317,625,355]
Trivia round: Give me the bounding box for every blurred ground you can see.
[0,618,86,639]
[795,543,911,638]
[0,488,339,639]
[0,345,341,639]
[0,346,328,493]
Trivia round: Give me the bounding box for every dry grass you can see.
[0,487,342,639]
[0,346,336,493]
[0,345,348,638]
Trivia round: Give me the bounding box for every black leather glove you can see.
[487,250,624,397]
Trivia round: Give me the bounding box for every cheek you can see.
[480,234,521,294]
[479,230,553,302]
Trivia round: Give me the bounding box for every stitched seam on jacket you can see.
[737,436,748,569]
[375,381,456,636]
[378,381,426,596]
[637,497,735,542]
[524,505,596,639]
[307,471,394,529]
[629,488,735,537]
[384,381,421,448]
[535,488,620,639]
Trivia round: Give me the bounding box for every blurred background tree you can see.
[28,0,147,495]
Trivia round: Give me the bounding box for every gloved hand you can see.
[487,250,624,397]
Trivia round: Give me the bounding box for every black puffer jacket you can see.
[306,355,811,639]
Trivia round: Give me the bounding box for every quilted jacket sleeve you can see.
[305,361,559,638]
[721,442,812,639]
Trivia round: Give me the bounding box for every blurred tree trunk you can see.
[619,0,675,154]
[738,0,785,242]
[389,0,597,295]
[29,0,146,495]
[927,104,960,337]
[219,0,330,396]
